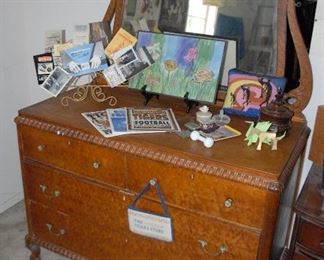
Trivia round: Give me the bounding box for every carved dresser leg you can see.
[25,235,41,260]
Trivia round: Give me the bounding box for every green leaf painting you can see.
[129,32,226,103]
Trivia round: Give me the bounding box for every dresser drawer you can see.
[296,218,324,257]
[23,163,129,231]
[127,155,266,228]
[123,196,261,260]
[28,201,129,260]
[19,125,126,187]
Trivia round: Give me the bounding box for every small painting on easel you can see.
[128,31,226,103]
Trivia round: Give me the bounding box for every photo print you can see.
[40,67,72,97]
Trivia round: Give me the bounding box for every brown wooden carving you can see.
[285,0,313,121]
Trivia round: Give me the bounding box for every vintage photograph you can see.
[40,67,71,97]
[113,46,138,67]
[129,31,226,103]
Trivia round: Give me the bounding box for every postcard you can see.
[40,67,72,97]
[52,42,73,67]
[102,64,126,87]
[72,24,89,45]
[61,41,108,77]
[33,53,54,84]
[104,28,137,58]
[44,29,65,53]
[103,46,154,87]
[82,110,115,138]
[199,125,241,142]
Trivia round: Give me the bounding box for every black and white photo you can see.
[40,67,71,97]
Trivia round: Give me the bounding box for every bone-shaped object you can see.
[190,131,214,148]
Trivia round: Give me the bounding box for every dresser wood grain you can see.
[15,87,310,259]
[289,164,324,260]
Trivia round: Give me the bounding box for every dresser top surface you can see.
[16,87,309,190]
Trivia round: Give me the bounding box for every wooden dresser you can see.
[15,87,310,259]
[288,164,324,259]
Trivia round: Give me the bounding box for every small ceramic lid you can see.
[196,105,212,123]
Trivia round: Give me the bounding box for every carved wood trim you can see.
[16,116,307,192]
[276,0,288,77]
[25,234,86,260]
[286,0,313,121]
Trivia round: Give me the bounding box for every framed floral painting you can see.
[128,31,226,103]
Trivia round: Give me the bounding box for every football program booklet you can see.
[82,110,116,138]
[126,108,181,132]
[33,53,54,84]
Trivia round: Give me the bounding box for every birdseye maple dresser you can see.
[15,87,309,260]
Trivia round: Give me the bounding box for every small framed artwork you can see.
[129,31,226,103]
[165,31,238,87]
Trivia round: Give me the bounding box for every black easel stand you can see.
[141,85,159,105]
[184,92,199,113]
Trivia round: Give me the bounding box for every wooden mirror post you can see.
[285,0,313,121]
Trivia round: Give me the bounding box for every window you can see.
[185,0,218,36]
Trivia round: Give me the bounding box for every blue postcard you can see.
[61,41,108,77]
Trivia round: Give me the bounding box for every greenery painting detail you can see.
[129,32,226,103]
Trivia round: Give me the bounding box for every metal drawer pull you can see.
[198,240,228,257]
[224,198,233,208]
[46,224,65,236]
[320,240,324,249]
[39,185,61,199]
[92,161,101,169]
[37,144,45,152]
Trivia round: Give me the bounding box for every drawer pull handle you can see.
[198,240,228,257]
[224,198,233,208]
[320,240,324,249]
[39,185,61,199]
[46,224,65,236]
[37,144,45,152]
[92,161,101,169]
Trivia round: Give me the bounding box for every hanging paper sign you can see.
[127,179,173,242]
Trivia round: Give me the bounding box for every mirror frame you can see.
[103,0,313,121]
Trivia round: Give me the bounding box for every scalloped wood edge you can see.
[15,116,310,192]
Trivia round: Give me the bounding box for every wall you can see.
[0,0,110,213]
[299,0,324,190]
